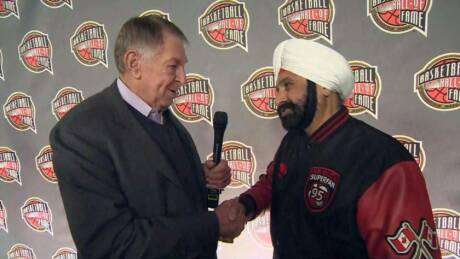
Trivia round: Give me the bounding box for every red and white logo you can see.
[249,211,273,249]
[198,0,249,51]
[21,197,53,235]
[70,21,108,68]
[139,9,170,20]
[0,49,4,81]
[40,0,72,9]
[433,208,460,258]
[344,60,381,119]
[207,141,257,188]
[3,92,37,133]
[18,30,53,74]
[0,0,19,19]
[241,67,278,119]
[0,200,8,233]
[51,87,84,120]
[394,135,426,171]
[7,244,36,259]
[414,53,460,111]
[304,166,340,212]
[171,73,214,125]
[0,147,21,185]
[52,247,77,259]
[367,0,432,36]
[387,219,439,258]
[35,145,57,183]
[278,0,334,44]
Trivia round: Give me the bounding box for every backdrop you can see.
[0,0,459,258]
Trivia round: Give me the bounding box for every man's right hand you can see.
[215,198,247,242]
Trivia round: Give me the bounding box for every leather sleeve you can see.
[357,161,441,259]
[239,161,276,219]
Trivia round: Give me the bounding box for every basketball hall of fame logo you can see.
[171,73,214,125]
[278,0,334,44]
[367,0,432,36]
[393,135,426,171]
[51,87,84,120]
[241,67,278,119]
[35,145,57,183]
[3,92,37,133]
[139,9,170,20]
[199,0,249,51]
[70,21,108,68]
[0,147,21,185]
[0,200,8,233]
[21,197,53,235]
[40,0,72,9]
[249,211,272,249]
[18,30,53,74]
[207,141,256,188]
[52,247,78,259]
[7,244,36,259]
[414,53,460,111]
[0,0,19,19]
[433,208,460,258]
[344,60,382,119]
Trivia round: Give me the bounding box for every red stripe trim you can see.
[311,108,349,143]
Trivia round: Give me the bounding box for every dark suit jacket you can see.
[50,82,219,259]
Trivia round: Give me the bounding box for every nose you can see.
[176,66,186,85]
[275,87,287,106]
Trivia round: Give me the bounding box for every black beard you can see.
[277,80,317,131]
[277,101,306,130]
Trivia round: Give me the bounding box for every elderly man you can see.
[229,39,441,259]
[50,16,245,259]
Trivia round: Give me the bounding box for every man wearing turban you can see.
[227,39,441,259]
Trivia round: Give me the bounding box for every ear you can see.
[124,49,142,79]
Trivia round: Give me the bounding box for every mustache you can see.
[277,101,298,115]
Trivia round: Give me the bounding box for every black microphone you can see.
[207,111,228,208]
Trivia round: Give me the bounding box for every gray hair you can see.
[114,15,188,73]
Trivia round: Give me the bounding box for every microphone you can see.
[207,111,228,208]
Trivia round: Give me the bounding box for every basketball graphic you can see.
[207,141,256,189]
[278,0,334,44]
[198,0,250,51]
[170,73,214,124]
[367,0,432,35]
[414,53,460,111]
[241,67,278,119]
[344,60,381,119]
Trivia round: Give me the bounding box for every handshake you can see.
[204,160,250,242]
[214,198,248,242]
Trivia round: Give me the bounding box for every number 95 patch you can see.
[304,167,340,213]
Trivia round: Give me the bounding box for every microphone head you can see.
[213,111,228,129]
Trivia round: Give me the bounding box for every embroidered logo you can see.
[387,219,439,258]
[304,166,340,212]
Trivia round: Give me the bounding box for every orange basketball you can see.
[209,28,226,43]
[289,19,309,34]
[378,9,402,26]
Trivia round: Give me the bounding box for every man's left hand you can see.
[203,160,231,189]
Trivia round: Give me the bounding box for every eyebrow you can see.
[165,57,188,64]
[276,77,291,88]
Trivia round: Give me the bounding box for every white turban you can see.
[273,39,354,99]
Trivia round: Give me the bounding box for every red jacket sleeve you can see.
[357,160,441,259]
[240,161,276,217]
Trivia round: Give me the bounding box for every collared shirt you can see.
[117,78,163,124]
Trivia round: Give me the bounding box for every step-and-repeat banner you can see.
[1,0,459,258]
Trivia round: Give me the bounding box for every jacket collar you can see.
[310,106,350,143]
